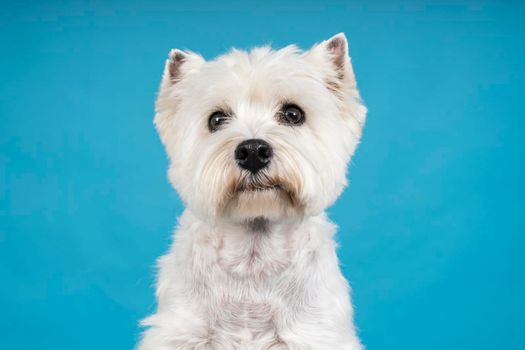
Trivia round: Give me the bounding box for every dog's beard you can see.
[220,171,303,221]
[235,172,285,193]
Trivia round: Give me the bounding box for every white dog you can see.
[138,33,367,350]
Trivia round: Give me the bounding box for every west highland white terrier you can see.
[139,33,367,350]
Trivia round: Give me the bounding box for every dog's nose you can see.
[234,139,273,173]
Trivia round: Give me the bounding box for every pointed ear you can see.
[306,33,366,143]
[167,49,187,82]
[306,33,356,88]
[325,33,350,79]
[155,49,203,149]
[160,49,204,89]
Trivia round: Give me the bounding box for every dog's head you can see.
[155,34,366,223]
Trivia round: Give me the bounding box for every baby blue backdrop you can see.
[1,0,523,349]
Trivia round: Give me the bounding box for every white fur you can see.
[139,33,367,350]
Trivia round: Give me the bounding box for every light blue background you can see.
[1,1,524,349]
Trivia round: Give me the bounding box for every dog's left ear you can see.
[306,33,367,143]
[306,33,356,90]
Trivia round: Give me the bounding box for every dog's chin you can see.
[220,182,302,222]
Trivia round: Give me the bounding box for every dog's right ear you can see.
[166,49,187,83]
[160,49,204,89]
[156,50,204,149]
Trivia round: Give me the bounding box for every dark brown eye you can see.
[280,104,305,126]
[208,111,230,132]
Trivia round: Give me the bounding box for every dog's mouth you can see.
[228,173,300,207]
[233,172,286,193]
[219,172,304,218]
[236,182,285,193]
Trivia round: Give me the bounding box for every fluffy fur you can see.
[139,33,367,350]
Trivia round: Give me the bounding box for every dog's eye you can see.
[280,104,305,126]
[208,111,230,132]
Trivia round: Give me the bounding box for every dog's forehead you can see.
[219,46,303,76]
[194,46,323,105]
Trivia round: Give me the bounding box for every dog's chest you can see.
[204,231,304,342]
[208,285,294,347]
[216,299,276,334]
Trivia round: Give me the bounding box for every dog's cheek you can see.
[308,136,350,213]
[182,139,240,220]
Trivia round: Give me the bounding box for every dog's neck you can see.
[245,216,270,233]
[214,215,303,237]
[182,210,316,279]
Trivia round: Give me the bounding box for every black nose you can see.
[234,139,273,173]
